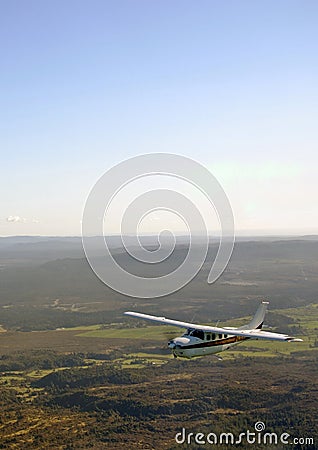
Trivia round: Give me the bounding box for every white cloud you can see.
[6,216,40,224]
[6,215,27,223]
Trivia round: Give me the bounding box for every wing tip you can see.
[286,337,303,342]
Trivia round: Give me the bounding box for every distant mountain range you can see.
[0,234,317,267]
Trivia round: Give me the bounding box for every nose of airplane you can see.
[168,340,176,349]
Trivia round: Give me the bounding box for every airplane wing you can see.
[124,311,303,342]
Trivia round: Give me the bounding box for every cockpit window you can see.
[190,329,204,340]
[184,328,194,336]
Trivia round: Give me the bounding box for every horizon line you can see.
[1,232,318,239]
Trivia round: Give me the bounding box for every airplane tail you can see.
[239,301,269,330]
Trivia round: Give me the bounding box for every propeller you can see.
[162,330,178,340]
[153,330,178,356]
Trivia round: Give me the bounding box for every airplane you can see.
[124,301,303,359]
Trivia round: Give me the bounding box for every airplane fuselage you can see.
[168,329,249,358]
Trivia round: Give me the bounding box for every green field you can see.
[77,324,178,340]
[276,303,318,329]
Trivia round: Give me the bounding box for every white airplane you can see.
[124,301,303,359]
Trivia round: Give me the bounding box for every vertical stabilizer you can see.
[239,301,269,330]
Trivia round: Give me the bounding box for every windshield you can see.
[183,328,194,336]
[189,329,204,340]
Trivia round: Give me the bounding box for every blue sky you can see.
[1,0,318,235]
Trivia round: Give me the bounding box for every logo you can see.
[175,421,314,446]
